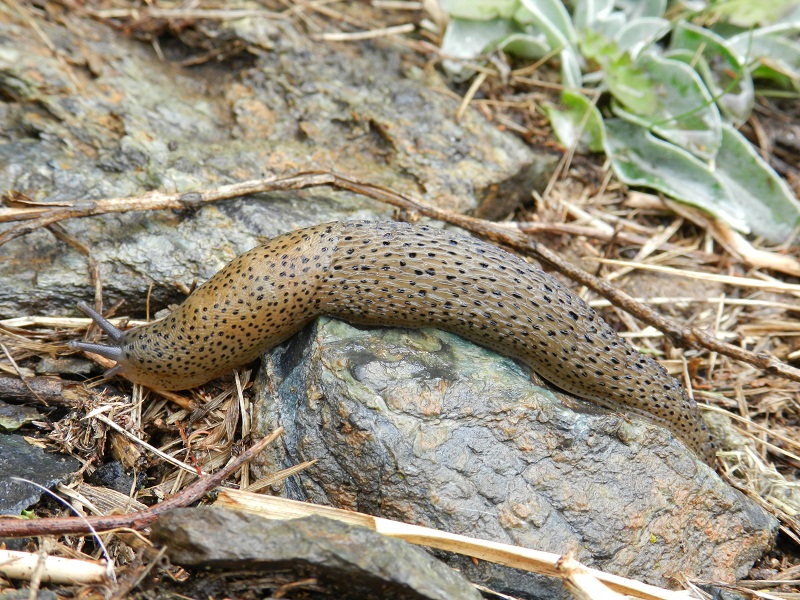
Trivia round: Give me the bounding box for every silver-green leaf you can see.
[715,124,800,243]
[604,119,748,232]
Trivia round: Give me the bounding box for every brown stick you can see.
[0,428,283,538]
[0,174,334,245]
[5,171,800,383]
[0,374,90,407]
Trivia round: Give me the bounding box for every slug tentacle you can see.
[69,340,125,363]
[76,301,125,342]
[72,220,716,465]
[70,301,126,362]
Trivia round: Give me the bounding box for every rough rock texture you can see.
[0,9,536,318]
[151,508,482,600]
[0,434,80,515]
[251,318,777,599]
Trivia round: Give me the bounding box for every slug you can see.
[71,220,715,464]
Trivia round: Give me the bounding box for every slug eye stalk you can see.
[70,301,126,363]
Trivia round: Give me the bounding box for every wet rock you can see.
[87,461,140,495]
[0,13,538,318]
[251,318,777,599]
[151,507,482,600]
[0,434,80,516]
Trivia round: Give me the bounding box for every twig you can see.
[0,173,335,244]
[663,195,800,276]
[0,550,108,584]
[512,220,712,257]
[312,23,415,41]
[0,316,145,329]
[455,71,487,122]
[557,553,629,600]
[86,408,204,476]
[244,460,318,494]
[593,259,800,293]
[89,8,285,20]
[0,427,283,538]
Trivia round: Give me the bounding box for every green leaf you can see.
[669,21,755,124]
[544,91,605,152]
[706,0,799,28]
[601,50,659,114]
[558,48,584,88]
[604,119,748,232]
[589,11,628,42]
[439,0,521,21]
[615,0,666,20]
[612,53,722,160]
[517,0,583,87]
[497,32,551,58]
[572,0,615,31]
[615,17,671,58]
[728,23,800,84]
[517,0,576,42]
[580,27,621,63]
[440,17,516,77]
[715,124,800,243]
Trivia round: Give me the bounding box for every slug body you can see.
[73,221,715,464]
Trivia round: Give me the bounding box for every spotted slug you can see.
[71,220,715,464]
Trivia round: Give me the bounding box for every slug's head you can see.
[69,300,182,389]
[70,300,239,390]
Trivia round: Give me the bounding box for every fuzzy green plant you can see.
[440,0,800,243]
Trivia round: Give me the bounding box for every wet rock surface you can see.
[251,318,777,599]
[0,434,80,516]
[151,507,482,600]
[0,9,536,318]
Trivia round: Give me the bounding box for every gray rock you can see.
[0,434,80,516]
[250,318,777,599]
[151,507,482,600]
[87,461,140,495]
[0,13,538,318]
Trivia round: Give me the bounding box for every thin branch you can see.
[0,427,283,538]
[4,171,800,383]
[0,550,108,584]
[312,23,415,41]
[0,173,335,244]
